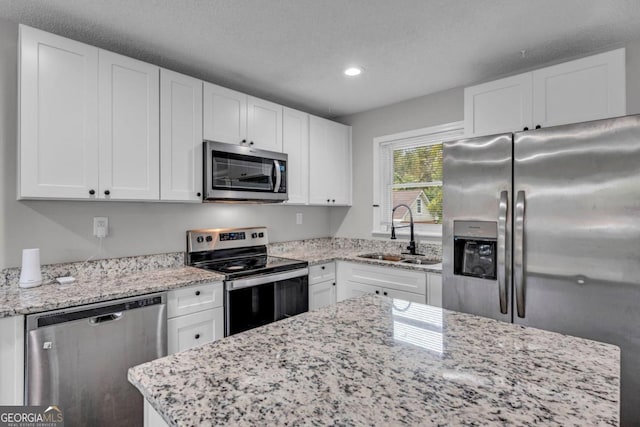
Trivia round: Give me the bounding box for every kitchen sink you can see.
[357,253,441,265]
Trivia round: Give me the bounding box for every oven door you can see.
[225,268,308,336]
[204,140,287,202]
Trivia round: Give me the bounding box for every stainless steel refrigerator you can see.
[442,114,640,426]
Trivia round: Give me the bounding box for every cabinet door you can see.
[167,282,224,318]
[383,288,425,304]
[464,73,533,137]
[167,307,224,354]
[247,96,283,152]
[99,50,159,200]
[203,82,247,144]
[19,25,99,199]
[308,262,335,284]
[337,280,380,302]
[427,272,442,307]
[309,280,336,310]
[282,107,309,204]
[532,48,626,128]
[160,69,203,202]
[309,116,352,205]
[0,316,24,405]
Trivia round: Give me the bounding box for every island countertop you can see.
[128,295,619,426]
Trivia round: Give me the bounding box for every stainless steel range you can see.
[186,227,308,336]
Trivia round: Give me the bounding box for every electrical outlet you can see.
[93,217,109,238]
[296,213,303,225]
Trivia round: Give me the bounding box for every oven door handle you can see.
[226,268,308,290]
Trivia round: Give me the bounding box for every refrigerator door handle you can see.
[497,191,508,314]
[514,190,526,318]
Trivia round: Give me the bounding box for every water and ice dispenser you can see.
[453,221,497,280]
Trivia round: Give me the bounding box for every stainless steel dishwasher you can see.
[25,293,167,427]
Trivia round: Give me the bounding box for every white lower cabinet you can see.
[336,262,427,304]
[308,262,336,310]
[0,315,24,405]
[427,272,443,308]
[167,282,224,354]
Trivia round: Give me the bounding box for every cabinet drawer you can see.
[338,262,426,295]
[167,307,223,354]
[309,262,335,284]
[167,282,223,318]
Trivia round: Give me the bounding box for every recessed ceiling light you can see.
[344,67,362,77]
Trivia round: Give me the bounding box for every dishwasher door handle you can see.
[90,312,123,324]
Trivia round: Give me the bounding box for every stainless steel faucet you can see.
[390,203,420,255]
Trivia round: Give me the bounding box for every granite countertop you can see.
[274,247,443,273]
[129,295,619,426]
[0,266,224,318]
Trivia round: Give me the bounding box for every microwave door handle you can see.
[273,160,281,192]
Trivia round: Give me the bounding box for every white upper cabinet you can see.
[247,96,283,152]
[465,48,626,137]
[464,73,533,137]
[282,107,309,204]
[532,49,626,128]
[309,115,352,206]
[98,50,160,200]
[160,69,203,202]
[203,83,284,152]
[203,83,247,145]
[19,25,99,199]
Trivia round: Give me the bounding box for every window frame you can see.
[372,121,464,241]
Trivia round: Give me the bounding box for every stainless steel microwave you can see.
[203,140,288,202]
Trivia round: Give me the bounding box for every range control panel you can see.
[187,227,268,252]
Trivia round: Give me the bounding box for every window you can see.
[372,122,464,238]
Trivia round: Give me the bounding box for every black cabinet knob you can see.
[197,192,201,197]
[89,189,95,195]
[332,282,336,286]
[104,190,110,196]
[375,290,380,295]
[383,291,388,296]
[535,125,542,129]
[195,290,201,296]
[321,266,325,270]
[326,199,330,203]
[332,199,335,203]
[249,141,254,145]
[195,334,200,339]
[241,139,247,144]
[523,127,529,131]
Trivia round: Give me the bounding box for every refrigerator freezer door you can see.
[442,133,512,322]
[513,115,640,425]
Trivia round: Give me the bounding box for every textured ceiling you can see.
[1,0,640,118]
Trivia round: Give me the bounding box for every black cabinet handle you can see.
[197,192,201,197]
[104,190,110,196]
[195,334,200,340]
[89,189,95,195]
[383,291,388,296]
[195,290,201,296]
[523,127,529,131]
[535,125,542,129]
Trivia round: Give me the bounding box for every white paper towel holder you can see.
[19,248,43,288]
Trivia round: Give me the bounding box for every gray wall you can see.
[0,18,332,268]
[333,39,640,240]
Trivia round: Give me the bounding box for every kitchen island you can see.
[129,295,619,426]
